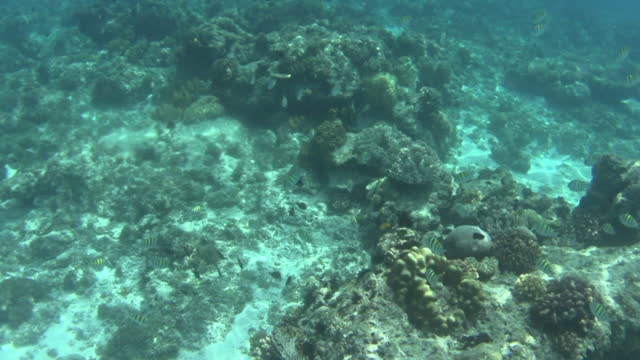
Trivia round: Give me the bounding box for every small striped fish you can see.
[618,213,639,229]
[424,268,439,287]
[423,237,445,256]
[567,179,590,192]
[531,220,556,237]
[537,258,554,275]
[590,301,611,322]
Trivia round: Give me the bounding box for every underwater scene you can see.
[2,0,640,359]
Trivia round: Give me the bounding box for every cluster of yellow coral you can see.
[388,246,486,333]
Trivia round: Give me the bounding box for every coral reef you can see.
[91,78,130,108]
[573,154,640,245]
[348,124,443,185]
[363,72,398,114]
[415,86,457,158]
[313,119,347,152]
[182,95,225,124]
[530,276,600,347]
[512,273,546,302]
[376,227,423,264]
[486,111,543,173]
[506,57,594,106]
[531,275,597,334]
[0,278,49,329]
[493,226,541,274]
[387,246,486,333]
[3,1,640,359]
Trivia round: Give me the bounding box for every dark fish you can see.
[285,276,293,286]
[568,179,590,192]
[296,202,307,210]
[270,271,282,280]
[236,257,244,270]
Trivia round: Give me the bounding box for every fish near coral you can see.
[442,225,493,259]
[568,179,590,192]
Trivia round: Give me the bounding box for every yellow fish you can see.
[379,222,392,231]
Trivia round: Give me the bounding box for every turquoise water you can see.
[0,1,639,359]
